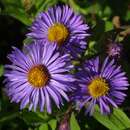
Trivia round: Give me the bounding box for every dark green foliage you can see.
[1,0,130,130]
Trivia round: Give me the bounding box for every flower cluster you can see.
[106,40,123,59]
[4,5,129,115]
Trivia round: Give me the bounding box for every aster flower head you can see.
[74,57,129,115]
[27,5,89,58]
[107,41,123,58]
[4,41,75,113]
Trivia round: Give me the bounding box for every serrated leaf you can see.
[70,112,80,130]
[93,107,130,130]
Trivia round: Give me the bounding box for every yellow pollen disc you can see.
[48,23,69,46]
[28,65,49,88]
[88,77,109,98]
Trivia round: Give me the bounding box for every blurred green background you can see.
[1,0,130,130]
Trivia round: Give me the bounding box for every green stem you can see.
[0,112,19,122]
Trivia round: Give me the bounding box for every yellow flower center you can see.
[88,77,109,98]
[28,65,49,88]
[48,23,69,46]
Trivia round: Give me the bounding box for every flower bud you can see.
[58,116,70,130]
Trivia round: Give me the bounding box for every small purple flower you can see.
[107,42,123,58]
[27,5,89,58]
[74,57,129,115]
[4,41,75,113]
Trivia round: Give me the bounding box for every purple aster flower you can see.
[74,57,129,115]
[27,5,89,58]
[107,41,123,58]
[4,41,75,113]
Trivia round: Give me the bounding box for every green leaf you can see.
[1,0,32,25]
[69,0,88,15]
[48,119,57,130]
[105,21,113,32]
[1,0,22,7]
[39,123,48,130]
[36,0,57,15]
[6,8,32,25]
[93,107,130,130]
[125,10,130,21]
[113,108,130,128]
[21,111,43,125]
[34,0,47,10]
[103,6,112,17]
[20,110,50,125]
[70,112,80,130]
[0,65,4,77]
[85,41,97,57]
[23,37,33,45]
[0,112,19,123]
